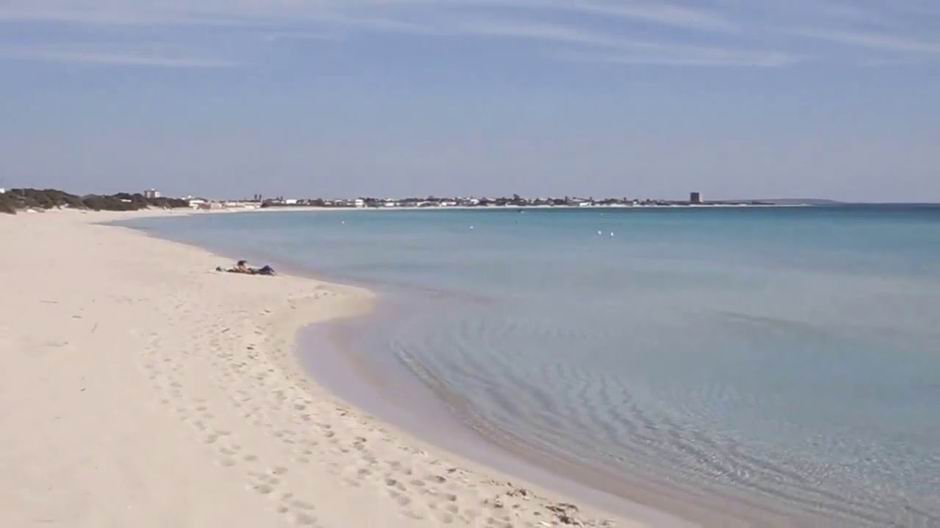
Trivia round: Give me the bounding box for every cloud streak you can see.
[545,0,736,33]
[450,19,794,66]
[0,1,736,31]
[555,47,799,68]
[0,46,236,68]
[0,0,937,69]
[796,28,940,55]
[455,20,623,47]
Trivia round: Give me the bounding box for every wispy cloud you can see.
[0,46,236,68]
[413,0,735,32]
[547,1,736,33]
[0,0,735,32]
[0,5,244,26]
[455,20,622,47]
[1,0,936,70]
[556,46,799,68]
[449,19,786,66]
[262,31,338,43]
[796,28,940,54]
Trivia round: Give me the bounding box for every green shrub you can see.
[0,188,189,213]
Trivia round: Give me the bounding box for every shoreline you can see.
[297,275,797,528]
[118,207,775,526]
[0,208,676,527]
[127,209,696,527]
[120,208,689,524]
[300,309,736,527]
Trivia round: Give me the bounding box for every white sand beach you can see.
[0,209,669,528]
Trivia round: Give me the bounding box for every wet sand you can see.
[300,298,773,528]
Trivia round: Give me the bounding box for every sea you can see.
[122,205,940,527]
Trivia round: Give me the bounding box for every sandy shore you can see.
[0,209,672,527]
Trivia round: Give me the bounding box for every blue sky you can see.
[0,1,938,201]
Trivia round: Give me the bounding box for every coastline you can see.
[0,208,681,527]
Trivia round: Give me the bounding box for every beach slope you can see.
[0,210,648,527]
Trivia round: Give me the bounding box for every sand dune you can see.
[0,209,661,527]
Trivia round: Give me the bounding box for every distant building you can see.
[354,198,365,208]
[222,201,260,210]
[0,188,5,194]
[690,192,702,204]
[143,189,161,199]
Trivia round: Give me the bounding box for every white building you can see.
[0,188,6,194]
[354,198,365,208]
[143,189,161,199]
[222,201,260,210]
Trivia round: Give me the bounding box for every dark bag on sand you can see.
[256,265,276,276]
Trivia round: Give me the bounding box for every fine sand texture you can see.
[0,209,658,528]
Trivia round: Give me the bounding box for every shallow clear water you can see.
[124,206,940,526]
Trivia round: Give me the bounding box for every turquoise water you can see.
[124,206,940,526]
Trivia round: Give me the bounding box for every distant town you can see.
[180,191,776,211]
[1,186,797,215]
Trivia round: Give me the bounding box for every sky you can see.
[0,1,938,202]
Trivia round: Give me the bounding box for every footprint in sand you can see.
[250,483,274,495]
[291,512,317,526]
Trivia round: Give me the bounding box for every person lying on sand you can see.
[216,260,276,276]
